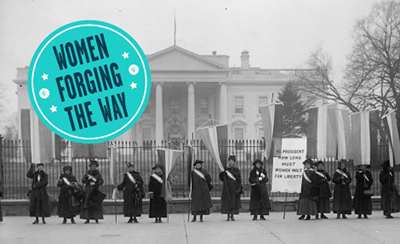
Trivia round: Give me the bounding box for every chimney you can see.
[240,50,250,69]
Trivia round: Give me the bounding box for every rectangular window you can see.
[258,96,269,113]
[142,128,152,141]
[234,128,244,150]
[199,97,208,115]
[234,128,244,140]
[258,127,264,139]
[234,96,244,114]
[171,99,180,114]
[142,128,152,150]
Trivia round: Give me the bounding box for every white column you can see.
[187,83,195,140]
[219,83,227,122]
[155,83,164,144]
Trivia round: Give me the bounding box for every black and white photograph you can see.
[1,0,400,243]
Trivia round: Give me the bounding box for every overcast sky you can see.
[0,0,380,120]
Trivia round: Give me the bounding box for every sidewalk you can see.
[1,211,400,244]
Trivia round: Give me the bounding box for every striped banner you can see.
[185,143,195,187]
[336,109,351,159]
[306,104,337,159]
[350,110,379,166]
[382,110,400,167]
[157,148,183,201]
[260,104,283,160]
[196,124,228,171]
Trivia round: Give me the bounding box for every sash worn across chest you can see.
[127,172,136,184]
[225,170,236,181]
[363,173,370,182]
[62,177,71,186]
[336,169,348,179]
[315,171,326,180]
[193,169,206,181]
[151,173,163,184]
[303,171,312,183]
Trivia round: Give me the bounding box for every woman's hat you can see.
[36,163,44,167]
[193,160,204,166]
[303,158,313,166]
[358,164,371,168]
[381,160,390,168]
[314,161,324,167]
[152,163,164,170]
[228,155,236,162]
[253,159,263,166]
[89,160,99,167]
[126,162,134,167]
[63,165,72,171]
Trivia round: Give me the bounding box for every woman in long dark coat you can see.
[149,163,167,223]
[332,160,352,219]
[191,160,213,222]
[26,163,50,224]
[249,159,271,220]
[80,160,105,224]
[57,165,80,224]
[220,155,242,221]
[117,162,144,223]
[353,164,373,219]
[315,161,331,219]
[380,160,399,218]
[297,159,318,220]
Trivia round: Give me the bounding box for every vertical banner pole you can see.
[283,191,288,220]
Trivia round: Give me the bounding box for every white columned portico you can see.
[155,83,164,143]
[219,83,227,122]
[187,83,195,140]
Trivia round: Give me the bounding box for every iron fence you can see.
[0,137,395,201]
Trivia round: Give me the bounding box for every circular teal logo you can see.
[28,20,151,144]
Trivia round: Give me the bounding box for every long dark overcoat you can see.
[249,167,271,215]
[117,170,144,217]
[57,173,80,218]
[149,174,167,218]
[191,168,212,215]
[316,170,332,198]
[220,167,242,214]
[80,170,105,220]
[380,168,399,215]
[26,168,50,217]
[353,170,373,215]
[332,168,352,214]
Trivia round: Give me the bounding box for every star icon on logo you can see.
[42,73,49,81]
[50,105,57,113]
[122,52,129,59]
[130,82,137,89]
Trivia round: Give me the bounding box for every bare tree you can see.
[297,45,360,112]
[346,0,400,116]
[298,0,400,117]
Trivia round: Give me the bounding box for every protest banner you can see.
[271,137,307,193]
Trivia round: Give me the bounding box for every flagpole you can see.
[188,133,194,222]
[115,190,117,223]
[167,136,170,223]
[283,191,288,220]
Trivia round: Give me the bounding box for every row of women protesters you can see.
[190,155,271,222]
[21,156,400,225]
[23,155,271,224]
[297,159,399,220]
